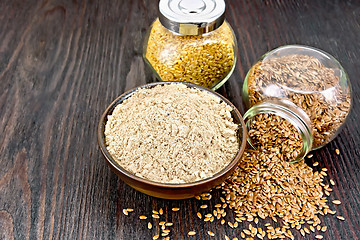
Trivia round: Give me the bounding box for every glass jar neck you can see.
[243,99,313,163]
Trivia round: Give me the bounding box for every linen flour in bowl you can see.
[98,82,247,199]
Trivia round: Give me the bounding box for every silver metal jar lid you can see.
[158,0,226,35]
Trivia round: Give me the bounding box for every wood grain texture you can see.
[0,0,359,239]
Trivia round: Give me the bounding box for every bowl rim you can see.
[97,81,247,189]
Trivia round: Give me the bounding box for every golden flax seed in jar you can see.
[143,0,237,90]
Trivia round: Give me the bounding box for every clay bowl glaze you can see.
[97,82,247,199]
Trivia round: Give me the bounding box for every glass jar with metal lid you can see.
[242,45,352,162]
[143,0,237,90]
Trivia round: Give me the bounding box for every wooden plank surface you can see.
[0,0,359,239]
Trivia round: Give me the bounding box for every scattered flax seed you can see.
[251,226,257,236]
[159,221,165,226]
[204,217,211,222]
[221,219,225,225]
[165,223,173,227]
[321,226,327,232]
[152,210,159,214]
[215,204,222,208]
[153,235,159,240]
[228,222,234,228]
[300,229,305,236]
[330,179,335,186]
[315,235,323,239]
[208,231,215,236]
[159,208,163,215]
[122,209,128,215]
[304,227,310,234]
[337,216,345,221]
[254,218,259,224]
[328,209,337,215]
[152,214,160,219]
[200,205,208,209]
[241,232,245,238]
[188,231,196,236]
[225,235,230,240]
[307,154,313,158]
[324,208,329,214]
[286,231,294,240]
[232,238,239,240]
[335,149,340,155]
[172,208,180,212]
[196,212,202,219]
[139,215,147,220]
[317,225,321,231]
[195,196,201,200]
[148,222,152,229]
[213,210,218,216]
[201,193,210,198]
[203,196,212,201]
[332,200,341,205]
[161,232,169,237]
[310,226,315,232]
[313,162,319,167]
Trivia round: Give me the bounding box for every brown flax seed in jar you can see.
[243,45,352,161]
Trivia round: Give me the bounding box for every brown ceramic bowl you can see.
[97,82,247,199]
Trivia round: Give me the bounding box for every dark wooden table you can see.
[1,0,359,239]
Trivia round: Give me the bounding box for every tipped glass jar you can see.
[143,0,237,90]
[243,45,352,162]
